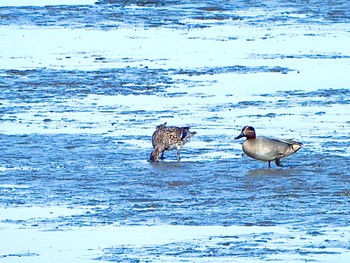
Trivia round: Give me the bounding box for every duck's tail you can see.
[155,122,167,130]
[284,140,303,153]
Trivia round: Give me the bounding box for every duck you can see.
[150,122,197,162]
[235,126,303,167]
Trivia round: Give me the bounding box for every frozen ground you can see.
[0,0,350,262]
[2,211,350,262]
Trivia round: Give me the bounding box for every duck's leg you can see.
[275,159,282,167]
[176,149,181,161]
[160,151,165,160]
[268,161,271,168]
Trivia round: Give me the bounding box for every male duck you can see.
[235,126,303,167]
[150,122,197,162]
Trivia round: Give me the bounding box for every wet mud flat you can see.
[1,0,350,262]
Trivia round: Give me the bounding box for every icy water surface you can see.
[0,0,350,262]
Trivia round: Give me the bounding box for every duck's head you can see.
[150,147,161,162]
[235,126,256,140]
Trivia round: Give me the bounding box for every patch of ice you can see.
[0,184,30,189]
[0,166,38,172]
[0,223,349,263]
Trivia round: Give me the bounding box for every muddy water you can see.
[1,0,350,262]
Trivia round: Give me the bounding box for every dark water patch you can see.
[0,68,176,102]
[252,53,350,60]
[268,88,350,98]
[97,0,350,24]
[1,0,349,31]
[0,4,198,29]
[0,252,39,259]
[260,88,350,107]
[276,0,350,23]
[0,65,293,108]
[174,65,293,76]
[237,100,266,108]
[0,5,103,28]
[248,112,277,118]
[99,230,343,262]
[97,0,180,7]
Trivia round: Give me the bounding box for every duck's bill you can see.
[235,133,244,140]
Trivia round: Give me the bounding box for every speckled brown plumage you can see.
[150,122,197,162]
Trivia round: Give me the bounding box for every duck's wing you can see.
[159,126,182,140]
[163,126,196,140]
[271,138,303,157]
[278,138,301,144]
[152,123,169,148]
[279,139,303,151]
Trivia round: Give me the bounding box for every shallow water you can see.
[0,0,350,262]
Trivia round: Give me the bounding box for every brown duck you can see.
[150,122,197,162]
